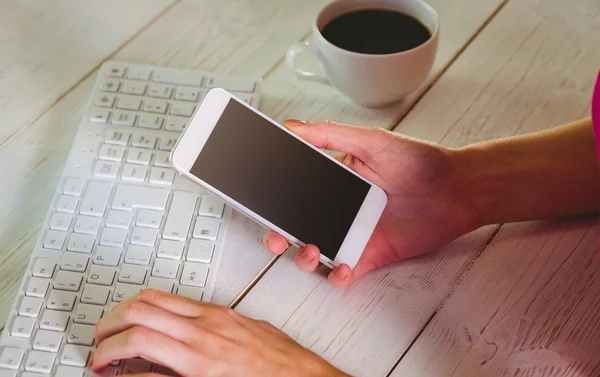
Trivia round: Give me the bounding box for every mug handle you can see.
[286,40,330,85]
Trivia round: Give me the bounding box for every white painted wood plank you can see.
[0,0,173,146]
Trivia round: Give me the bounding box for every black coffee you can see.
[321,9,431,55]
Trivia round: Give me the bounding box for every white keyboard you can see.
[0,62,262,377]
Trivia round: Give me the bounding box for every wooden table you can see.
[1,1,599,376]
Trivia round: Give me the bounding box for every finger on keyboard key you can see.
[180,262,209,287]
[32,258,56,278]
[63,178,84,196]
[148,83,173,98]
[60,344,91,367]
[157,239,185,260]
[177,286,204,301]
[169,101,195,117]
[121,163,148,182]
[80,181,112,217]
[40,310,70,331]
[112,185,169,211]
[81,284,111,305]
[147,277,174,293]
[149,167,175,185]
[163,191,197,241]
[56,365,85,377]
[139,113,164,129]
[154,151,171,167]
[198,194,225,218]
[0,347,24,370]
[73,215,102,235]
[192,217,221,240]
[143,98,168,114]
[186,239,214,263]
[47,290,77,312]
[125,245,153,266]
[98,144,125,162]
[10,316,36,338]
[105,210,132,230]
[132,134,158,149]
[60,252,89,273]
[74,304,104,325]
[89,108,111,123]
[121,80,146,95]
[54,271,83,292]
[165,116,188,132]
[123,358,153,374]
[49,212,73,231]
[43,230,67,250]
[130,227,158,247]
[104,129,131,146]
[25,277,50,298]
[151,259,179,279]
[32,329,63,352]
[67,324,95,346]
[67,233,96,253]
[113,283,143,302]
[136,209,163,228]
[87,265,116,286]
[94,93,116,108]
[99,227,128,248]
[111,110,136,126]
[56,195,79,214]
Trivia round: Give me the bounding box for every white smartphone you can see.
[171,88,387,269]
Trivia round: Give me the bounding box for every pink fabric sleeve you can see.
[593,70,600,158]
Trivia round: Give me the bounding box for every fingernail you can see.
[284,119,305,129]
[335,268,347,280]
[300,248,312,261]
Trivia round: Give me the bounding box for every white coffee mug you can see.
[286,0,439,108]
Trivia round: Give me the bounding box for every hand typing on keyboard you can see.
[91,289,350,377]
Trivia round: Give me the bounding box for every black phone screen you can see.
[190,99,370,260]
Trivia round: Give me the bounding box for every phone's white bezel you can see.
[171,88,387,269]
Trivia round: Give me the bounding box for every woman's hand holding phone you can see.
[264,120,482,287]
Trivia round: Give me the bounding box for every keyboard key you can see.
[66,233,95,253]
[93,246,122,267]
[63,178,84,196]
[130,227,158,247]
[89,108,111,123]
[56,365,85,377]
[94,93,116,108]
[80,181,112,217]
[147,277,174,293]
[125,245,153,266]
[126,147,153,165]
[111,110,137,126]
[123,358,152,374]
[67,324,95,346]
[87,265,116,286]
[98,144,125,162]
[105,210,133,230]
[163,191,197,241]
[177,286,204,301]
[121,163,148,182]
[54,271,83,292]
[139,113,164,129]
[74,304,104,325]
[19,297,43,317]
[143,98,168,114]
[89,366,119,377]
[60,252,89,272]
[119,264,148,284]
[192,217,221,240]
[56,195,79,214]
[0,370,17,377]
[180,262,209,287]
[206,75,256,93]
[186,239,214,263]
[151,259,179,279]
[165,116,188,132]
[43,230,67,250]
[73,215,102,235]
[99,227,128,248]
[153,70,204,86]
[81,284,111,306]
[198,194,225,218]
[49,212,73,231]
[100,78,120,92]
[40,310,70,331]
[113,283,143,302]
[136,209,163,228]
[126,66,152,80]
[104,63,124,77]
[24,350,55,373]
[32,258,56,278]
[112,185,169,211]
[169,101,195,117]
[154,151,171,167]
[121,80,146,95]
[157,239,185,260]
[149,167,175,185]
[158,136,178,151]
[32,330,63,352]
[25,277,50,298]
[93,160,120,179]
[104,129,131,146]
[0,347,23,370]
[60,345,90,367]
[47,290,77,311]
[116,95,142,111]
[175,86,202,101]
[132,134,158,149]
[148,84,173,98]
[10,316,35,338]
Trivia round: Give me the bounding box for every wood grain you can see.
[388,0,600,375]
[0,0,173,147]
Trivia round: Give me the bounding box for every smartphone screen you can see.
[190,99,371,260]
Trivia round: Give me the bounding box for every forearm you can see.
[454,118,600,226]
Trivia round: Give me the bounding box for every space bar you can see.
[112,185,169,211]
